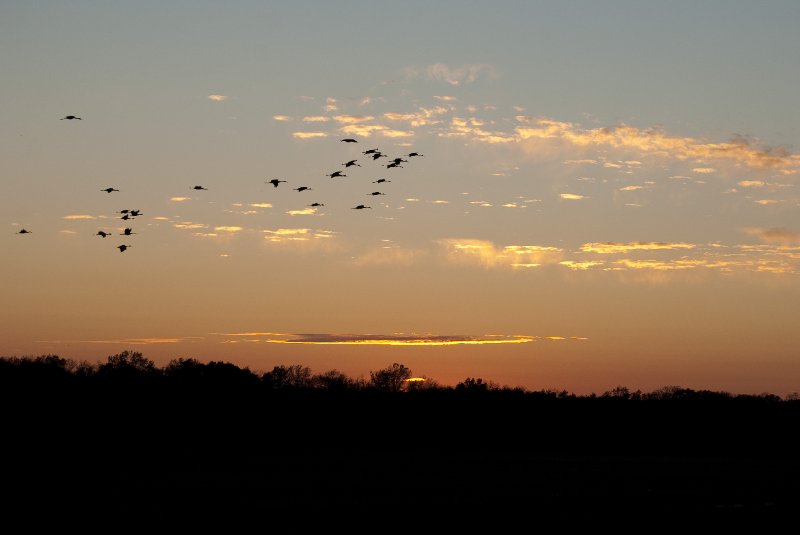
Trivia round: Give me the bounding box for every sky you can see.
[2,1,800,395]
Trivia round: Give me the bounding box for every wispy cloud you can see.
[272,115,292,121]
[207,95,227,102]
[581,242,696,254]
[250,203,273,208]
[63,214,95,220]
[302,116,330,122]
[292,131,328,139]
[560,193,586,200]
[287,208,317,216]
[174,222,208,230]
[39,337,198,345]
[421,63,493,86]
[742,227,800,245]
[218,332,543,346]
[214,226,243,233]
[333,115,374,124]
[170,197,191,202]
[438,239,563,269]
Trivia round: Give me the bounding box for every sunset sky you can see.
[3,1,799,394]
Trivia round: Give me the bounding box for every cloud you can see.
[755,199,782,205]
[438,239,563,268]
[292,132,328,139]
[340,124,387,137]
[742,227,800,245]
[174,222,208,230]
[170,197,191,202]
[214,226,242,232]
[41,337,195,345]
[250,203,273,208]
[59,230,77,235]
[692,167,716,174]
[287,208,317,216]
[302,116,330,122]
[434,95,457,102]
[272,115,292,121]
[424,63,493,85]
[738,180,766,188]
[353,247,428,267]
[220,332,539,346]
[333,115,374,124]
[207,95,227,101]
[559,260,605,271]
[619,185,643,191]
[384,106,449,127]
[581,241,696,254]
[560,193,586,200]
[63,214,95,220]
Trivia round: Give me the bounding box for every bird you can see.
[373,178,391,184]
[343,160,361,167]
[101,187,119,193]
[368,191,386,196]
[129,210,141,217]
[267,179,287,188]
[193,185,207,190]
[309,202,324,207]
[61,115,82,120]
[407,152,424,157]
[362,148,380,155]
[121,228,135,236]
[17,228,32,234]
[386,162,403,169]
[117,245,131,252]
[120,214,131,220]
[352,204,371,210]
[326,171,346,178]
[371,152,386,160]
[294,186,312,192]
[341,138,358,143]
[96,231,111,238]
[390,158,407,165]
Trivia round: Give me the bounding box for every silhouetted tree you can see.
[97,350,159,383]
[456,377,495,392]
[369,362,411,392]
[312,369,353,391]
[262,364,313,389]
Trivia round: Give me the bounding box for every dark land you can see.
[2,353,798,528]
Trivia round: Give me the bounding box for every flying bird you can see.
[390,158,407,165]
[343,160,361,167]
[368,191,386,196]
[120,214,131,220]
[267,179,287,188]
[373,178,390,183]
[362,148,380,155]
[341,138,358,143]
[117,245,131,253]
[407,152,424,157]
[61,115,82,120]
[193,185,208,190]
[326,171,346,178]
[101,187,119,193]
[121,228,135,236]
[129,210,141,217]
[294,186,312,192]
[352,204,371,210]
[386,162,403,169]
[309,202,324,207]
[96,231,111,238]
[371,152,386,160]
[17,228,32,234]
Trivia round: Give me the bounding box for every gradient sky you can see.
[3,1,800,394]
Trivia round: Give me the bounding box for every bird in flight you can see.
[129,210,141,217]
[386,162,403,169]
[121,228,135,236]
[362,148,380,155]
[309,202,324,207]
[341,138,358,143]
[193,185,208,191]
[120,214,131,220]
[407,152,424,157]
[267,179,287,188]
[96,231,111,238]
[390,158,407,165]
[294,186,312,192]
[352,204,371,210]
[368,191,386,196]
[326,171,346,178]
[343,160,361,167]
[61,115,82,120]
[373,178,390,184]
[371,152,386,160]
[17,228,32,234]
[101,187,119,193]
[117,244,131,252]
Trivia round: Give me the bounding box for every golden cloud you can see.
[738,180,766,188]
[287,208,317,216]
[581,241,696,254]
[170,197,191,202]
[207,95,227,101]
[303,116,330,122]
[292,132,328,139]
[560,193,585,200]
[63,214,95,220]
[333,115,374,124]
[272,115,292,121]
[250,203,273,208]
[214,226,242,232]
[439,239,563,268]
[742,227,800,245]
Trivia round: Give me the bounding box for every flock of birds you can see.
[14,116,425,252]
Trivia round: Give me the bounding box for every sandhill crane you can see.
[117,245,131,252]
[352,204,371,210]
[267,179,287,188]
[193,185,207,191]
[121,228,135,236]
[368,191,386,196]
[373,178,391,184]
[372,152,386,160]
[362,148,380,155]
[343,160,361,167]
[407,152,424,157]
[386,162,403,169]
[326,171,346,178]
[129,210,141,217]
[101,187,119,193]
[120,214,131,220]
[341,138,358,143]
[61,115,82,120]
[309,202,324,207]
[294,186,312,192]
[390,158,407,165]
[17,228,31,234]
[96,231,111,238]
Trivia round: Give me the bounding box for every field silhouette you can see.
[2,352,798,527]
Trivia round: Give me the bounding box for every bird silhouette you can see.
[193,185,208,191]
[309,202,324,207]
[368,191,386,196]
[373,178,391,183]
[390,158,408,165]
[352,204,371,210]
[121,228,135,236]
[407,152,424,157]
[326,171,346,178]
[386,162,403,169]
[343,160,361,167]
[96,231,111,238]
[362,148,380,155]
[294,186,312,192]
[61,115,82,120]
[117,244,131,252]
[17,228,32,234]
[341,138,358,143]
[101,187,119,193]
[267,179,287,188]
[120,214,131,220]
[372,152,386,160]
[129,210,141,217]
